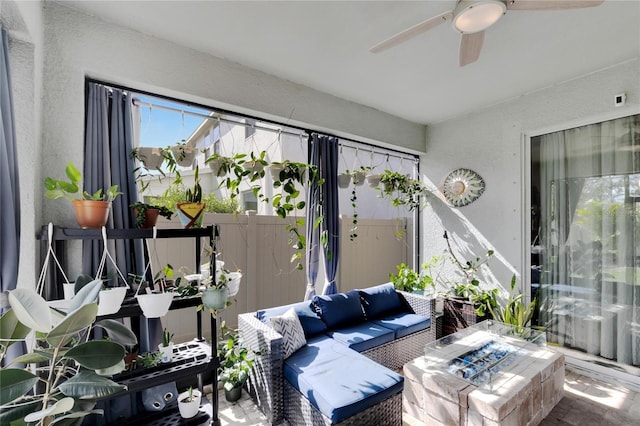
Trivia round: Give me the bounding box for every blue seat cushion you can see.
[284,336,403,423]
[313,290,365,330]
[257,300,327,337]
[326,323,395,352]
[359,283,409,319]
[372,312,431,339]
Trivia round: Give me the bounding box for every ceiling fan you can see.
[370,0,604,66]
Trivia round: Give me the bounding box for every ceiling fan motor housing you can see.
[452,0,507,34]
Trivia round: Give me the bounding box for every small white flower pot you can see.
[366,173,381,188]
[158,342,174,363]
[178,389,201,419]
[338,173,351,188]
[136,292,174,318]
[97,287,127,316]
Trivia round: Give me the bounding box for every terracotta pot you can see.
[72,200,110,229]
[133,207,159,229]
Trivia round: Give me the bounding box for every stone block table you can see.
[403,321,565,426]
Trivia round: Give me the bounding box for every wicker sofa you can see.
[238,283,436,425]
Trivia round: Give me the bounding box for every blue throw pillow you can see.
[257,301,327,337]
[313,290,365,330]
[359,283,407,319]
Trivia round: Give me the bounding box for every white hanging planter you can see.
[178,389,202,419]
[63,283,75,300]
[171,145,197,167]
[366,173,381,188]
[243,161,265,173]
[137,147,165,170]
[208,157,228,176]
[269,163,285,181]
[136,292,174,318]
[97,287,127,316]
[352,171,367,186]
[225,272,242,297]
[337,173,351,189]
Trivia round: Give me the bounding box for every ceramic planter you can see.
[338,173,351,188]
[158,342,174,363]
[178,389,201,419]
[202,287,228,310]
[352,171,367,186]
[366,174,381,188]
[170,145,197,167]
[269,163,285,181]
[225,272,242,297]
[72,200,111,229]
[136,292,174,318]
[243,161,265,173]
[208,157,228,176]
[137,147,165,170]
[97,287,127,316]
[176,202,205,229]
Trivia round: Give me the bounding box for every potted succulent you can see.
[158,328,174,363]
[217,325,255,402]
[0,284,135,425]
[176,166,205,229]
[44,161,122,228]
[177,386,201,419]
[130,202,173,228]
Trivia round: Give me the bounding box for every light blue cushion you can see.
[284,337,403,423]
[257,301,327,337]
[326,323,395,352]
[359,283,408,319]
[313,290,364,330]
[372,313,431,339]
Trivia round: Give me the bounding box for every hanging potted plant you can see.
[218,325,255,402]
[133,146,165,170]
[177,387,202,419]
[378,169,427,212]
[242,150,268,174]
[44,161,122,229]
[170,140,198,167]
[206,153,253,203]
[135,264,176,318]
[346,167,370,241]
[365,172,381,188]
[176,166,206,229]
[158,328,174,363]
[200,271,229,312]
[337,172,351,188]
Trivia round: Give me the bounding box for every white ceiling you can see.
[57,0,639,125]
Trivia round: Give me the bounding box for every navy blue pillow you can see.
[257,301,327,337]
[359,283,407,319]
[313,290,365,330]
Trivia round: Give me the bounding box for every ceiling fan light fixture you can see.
[453,0,506,34]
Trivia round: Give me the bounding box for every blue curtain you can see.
[304,135,321,300]
[319,136,340,295]
[0,27,20,310]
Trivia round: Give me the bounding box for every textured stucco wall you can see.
[421,59,640,293]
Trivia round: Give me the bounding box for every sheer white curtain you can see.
[538,114,639,367]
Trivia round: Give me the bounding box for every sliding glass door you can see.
[531,114,639,368]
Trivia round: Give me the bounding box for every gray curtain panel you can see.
[304,134,321,300]
[0,27,20,310]
[319,136,340,295]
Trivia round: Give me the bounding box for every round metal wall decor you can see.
[442,168,485,207]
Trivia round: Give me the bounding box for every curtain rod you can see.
[132,98,309,140]
[338,140,418,164]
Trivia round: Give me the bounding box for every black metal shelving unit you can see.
[38,225,221,425]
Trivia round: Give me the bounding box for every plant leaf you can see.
[47,303,98,347]
[58,371,126,399]
[93,319,137,347]
[8,352,50,365]
[95,359,125,376]
[0,309,30,349]
[8,288,53,333]
[0,368,39,405]
[64,340,124,370]
[68,279,102,313]
[24,397,74,422]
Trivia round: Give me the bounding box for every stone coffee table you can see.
[404,320,564,426]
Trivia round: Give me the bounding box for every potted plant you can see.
[133,265,176,318]
[378,169,426,212]
[158,328,174,363]
[170,140,198,167]
[130,202,173,228]
[133,146,165,170]
[242,150,268,174]
[177,386,201,419]
[200,271,230,312]
[0,285,135,425]
[389,263,435,295]
[176,166,206,229]
[44,161,122,228]
[488,275,538,335]
[337,172,351,188]
[217,325,255,402]
[346,167,370,240]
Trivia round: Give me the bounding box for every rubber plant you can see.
[0,281,136,425]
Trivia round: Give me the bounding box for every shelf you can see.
[107,396,213,426]
[112,341,217,395]
[38,226,216,241]
[96,294,203,320]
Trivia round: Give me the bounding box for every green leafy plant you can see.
[0,284,136,425]
[489,275,538,333]
[130,201,173,228]
[181,386,197,403]
[217,323,255,392]
[136,351,163,368]
[149,186,239,214]
[389,262,437,294]
[44,161,121,202]
[161,328,174,347]
[346,167,369,241]
[377,169,426,212]
[184,166,203,203]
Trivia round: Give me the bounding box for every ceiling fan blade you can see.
[370,11,453,54]
[459,31,485,66]
[506,0,604,11]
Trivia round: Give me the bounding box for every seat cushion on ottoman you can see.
[359,283,408,319]
[326,322,395,352]
[284,337,403,423]
[372,312,432,339]
[257,300,327,338]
